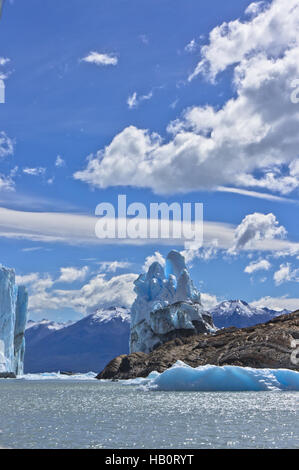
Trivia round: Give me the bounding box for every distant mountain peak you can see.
[26,319,70,331]
[25,305,131,374]
[210,300,289,329]
[90,306,131,324]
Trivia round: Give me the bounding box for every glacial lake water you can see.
[0,379,298,449]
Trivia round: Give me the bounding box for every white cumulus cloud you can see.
[230,213,286,253]
[57,266,89,284]
[273,263,299,285]
[81,51,118,66]
[200,292,219,311]
[74,1,299,197]
[189,0,299,81]
[244,259,271,274]
[18,270,137,315]
[142,251,166,272]
[251,296,299,312]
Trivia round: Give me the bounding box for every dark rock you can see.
[0,372,16,379]
[97,311,299,380]
[98,353,148,379]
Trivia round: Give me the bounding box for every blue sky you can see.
[0,0,299,321]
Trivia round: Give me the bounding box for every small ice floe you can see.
[17,371,97,381]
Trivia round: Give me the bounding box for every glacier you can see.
[0,266,28,375]
[14,286,29,375]
[126,362,299,392]
[130,250,216,353]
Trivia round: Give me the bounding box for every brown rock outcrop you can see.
[97,311,299,380]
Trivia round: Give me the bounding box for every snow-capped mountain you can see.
[90,306,130,324]
[25,319,70,346]
[26,319,68,331]
[210,300,289,329]
[24,307,130,373]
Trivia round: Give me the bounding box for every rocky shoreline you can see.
[97,311,299,380]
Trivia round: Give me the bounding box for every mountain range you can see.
[24,301,289,373]
[24,307,130,373]
[210,300,289,329]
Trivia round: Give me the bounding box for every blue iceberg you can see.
[135,362,299,392]
[130,251,216,353]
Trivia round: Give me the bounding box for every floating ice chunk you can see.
[145,362,299,392]
[17,371,97,381]
[122,371,161,387]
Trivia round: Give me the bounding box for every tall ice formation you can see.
[130,251,216,353]
[0,266,28,375]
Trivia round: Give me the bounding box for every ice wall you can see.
[0,266,28,375]
[0,267,17,373]
[14,286,28,375]
[130,251,216,353]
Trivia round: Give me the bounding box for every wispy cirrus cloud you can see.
[0,174,15,191]
[0,55,11,82]
[23,167,46,176]
[0,57,10,67]
[0,207,298,262]
[55,155,65,168]
[217,187,298,205]
[184,39,197,53]
[139,34,149,45]
[98,261,133,273]
[0,133,16,191]
[0,131,14,158]
[127,90,153,109]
